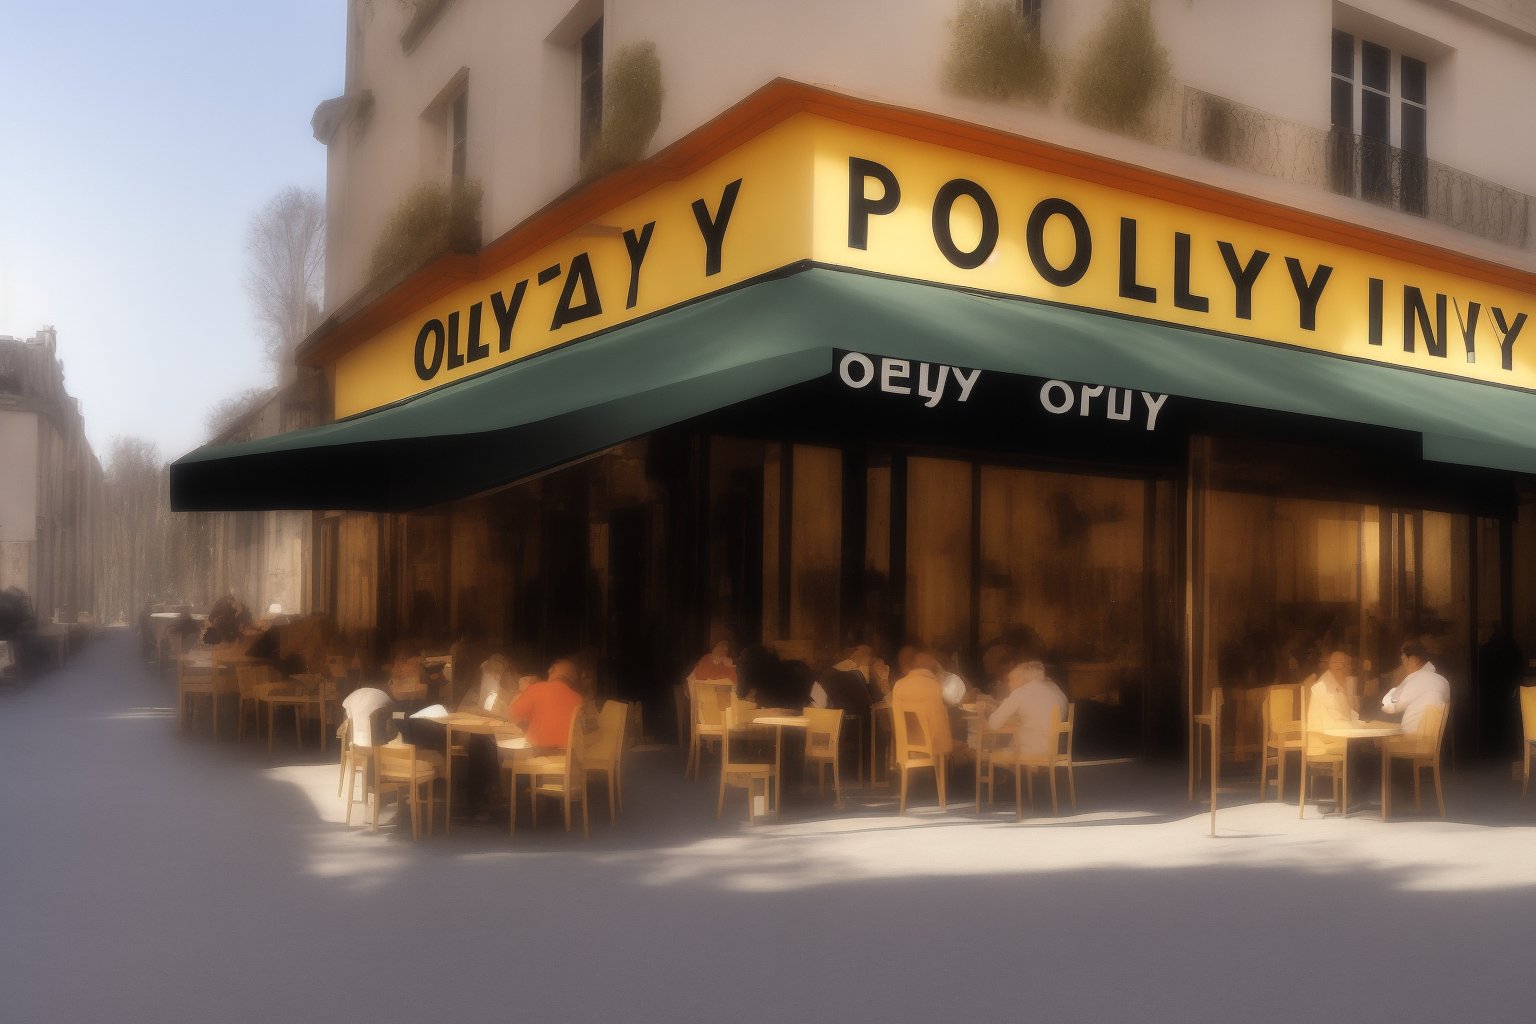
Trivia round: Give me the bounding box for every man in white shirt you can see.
[981,659,1068,757]
[1381,641,1451,736]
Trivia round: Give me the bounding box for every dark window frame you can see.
[579,19,604,161]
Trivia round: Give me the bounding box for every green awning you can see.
[171,266,1536,512]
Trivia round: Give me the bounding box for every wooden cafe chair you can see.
[584,700,631,823]
[891,696,945,815]
[718,706,774,823]
[528,712,590,839]
[208,650,243,740]
[980,704,1076,820]
[1298,685,1345,818]
[687,678,751,780]
[1189,686,1222,799]
[235,664,275,743]
[1385,702,1449,818]
[177,653,216,735]
[339,712,383,826]
[802,706,845,807]
[1520,686,1536,797]
[374,741,439,840]
[1259,684,1304,801]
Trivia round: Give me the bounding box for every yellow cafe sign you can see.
[325,97,1533,419]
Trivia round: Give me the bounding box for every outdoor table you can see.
[751,713,810,815]
[423,710,521,834]
[1320,723,1403,820]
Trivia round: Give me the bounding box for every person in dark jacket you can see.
[812,644,883,714]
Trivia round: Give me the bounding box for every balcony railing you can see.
[1160,88,1532,250]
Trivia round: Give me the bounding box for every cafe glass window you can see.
[788,445,843,661]
[905,456,974,661]
[1194,435,1492,763]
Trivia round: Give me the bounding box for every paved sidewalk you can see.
[3,631,1534,1023]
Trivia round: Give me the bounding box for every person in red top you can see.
[508,658,586,751]
[692,640,737,685]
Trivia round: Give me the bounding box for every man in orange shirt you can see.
[508,658,586,752]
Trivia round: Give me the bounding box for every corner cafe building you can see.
[173,81,1536,763]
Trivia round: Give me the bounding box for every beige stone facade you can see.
[0,328,104,623]
[315,0,1536,312]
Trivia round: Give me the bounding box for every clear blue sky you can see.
[0,0,343,464]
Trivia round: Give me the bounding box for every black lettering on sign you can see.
[692,178,742,277]
[931,179,998,270]
[1118,218,1156,303]
[465,301,489,363]
[1172,232,1209,313]
[491,281,527,353]
[446,310,464,370]
[1368,278,1385,347]
[623,221,656,309]
[1025,199,1092,287]
[551,252,603,330]
[1403,287,1447,358]
[1456,300,1481,363]
[1493,308,1528,371]
[1216,242,1268,321]
[848,157,901,250]
[1285,258,1332,331]
[414,319,445,381]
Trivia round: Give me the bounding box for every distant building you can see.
[0,327,104,624]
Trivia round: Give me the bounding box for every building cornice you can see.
[297,78,1536,370]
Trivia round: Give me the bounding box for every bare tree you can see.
[205,386,276,442]
[246,187,324,385]
[102,436,166,623]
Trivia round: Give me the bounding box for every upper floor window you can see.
[1330,29,1428,214]
[579,19,604,162]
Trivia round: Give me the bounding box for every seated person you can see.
[692,640,738,685]
[385,642,426,702]
[1309,649,1360,733]
[890,652,955,759]
[811,644,882,713]
[1304,649,1360,763]
[978,658,1068,757]
[735,644,811,710]
[507,659,587,753]
[457,653,517,717]
[202,592,252,647]
[1381,641,1450,737]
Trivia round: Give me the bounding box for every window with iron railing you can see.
[1330,29,1428,216]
